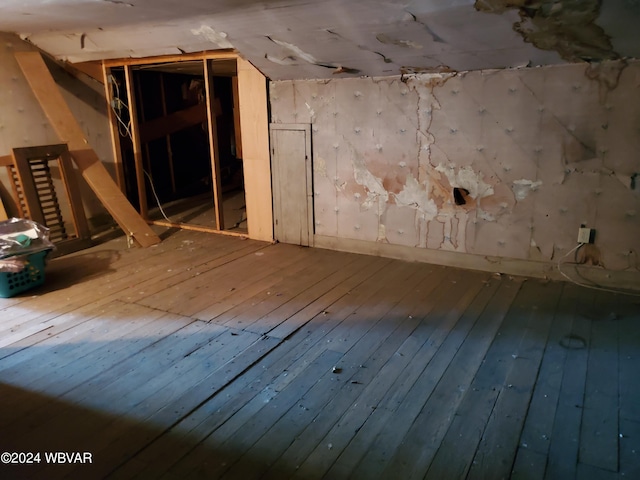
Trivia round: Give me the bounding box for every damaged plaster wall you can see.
[270,59,640,272]
[0,33,111,228]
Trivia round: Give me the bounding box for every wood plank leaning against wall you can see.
[14,51,160,248]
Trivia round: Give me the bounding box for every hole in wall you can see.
[453,187,470,206]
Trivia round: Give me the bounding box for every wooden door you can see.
[270,124,313,246]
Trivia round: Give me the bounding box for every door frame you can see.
[101,52,273,241]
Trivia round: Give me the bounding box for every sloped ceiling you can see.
[1,0,639,80]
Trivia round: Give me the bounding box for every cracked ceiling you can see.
[1,0,639,79]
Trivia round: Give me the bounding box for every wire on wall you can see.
[557,243,640,297]
[108,76,132,139]
[108,74,174,224]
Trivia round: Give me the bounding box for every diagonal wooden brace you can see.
[14,51,160,248]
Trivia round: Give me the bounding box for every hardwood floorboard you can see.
[329,274,502,479]
[466,281,563,480]
[544,285,594,480]
[175,265,428,480]
[422,278,541,480]
[192,247,331,322]
[0,230,637,480]
[511,283,577,479]
[354,277,518,480]
[110,258,393,480]
[224,263,440,480]
[579,291,620,473]
[265,268,485,480]
[217,249,358,332]
[136,242,297,316]
[259,255,390,340]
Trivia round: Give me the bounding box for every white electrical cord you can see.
[557,243,640,297]
[143,169,174,224]
[109,78,133,139]
[108,78,174,225]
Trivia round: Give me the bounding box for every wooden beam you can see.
[237,58,273,242]
[124,65,148,220]
[102,50,237,67]
[149,220,247,238]
[102,63,126,192]
[159,75,177,194]
[204,59,224,230]
[14,51,160,248]
[138,103,208,144]
[70,61,104,84]
[0,155,12,167]
[232,76,243,159]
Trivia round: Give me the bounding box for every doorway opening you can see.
[105,56,246,234]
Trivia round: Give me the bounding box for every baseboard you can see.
[313,235,640,293]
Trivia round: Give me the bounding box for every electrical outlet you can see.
[578,227,593,244]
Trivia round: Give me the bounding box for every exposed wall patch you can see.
[376,33,422,50]
[394,173,438,220]
[266,36,359,74]
[352,154,389,215]
[314,157,327,178]
[103,0,134,6]
[264,54,296,66]
[453,187,470,205]
[512,179,543,200]
[435,164,494,200]
[191,25,233,49]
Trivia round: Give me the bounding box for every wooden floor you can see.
[0,229,638,479]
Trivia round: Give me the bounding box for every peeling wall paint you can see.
[270,59,640,272]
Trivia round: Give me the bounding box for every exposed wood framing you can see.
[100,51,270,241]
[70,61,104,84]
[232,76,243,159]
[14,51,160,248]
[159,75,177,194]
[149,220,247,237]
[102,50,236,67]
[237,58,273,242]
[204,59,224,230]
[101,63,126,192]
[124,65,148,220]
[138,103,208,144]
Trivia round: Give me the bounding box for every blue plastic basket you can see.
[0,250,49,298]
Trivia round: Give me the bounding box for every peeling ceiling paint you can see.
[0,0,638,79]
[191,25,233,49]
[475,0,622,63]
